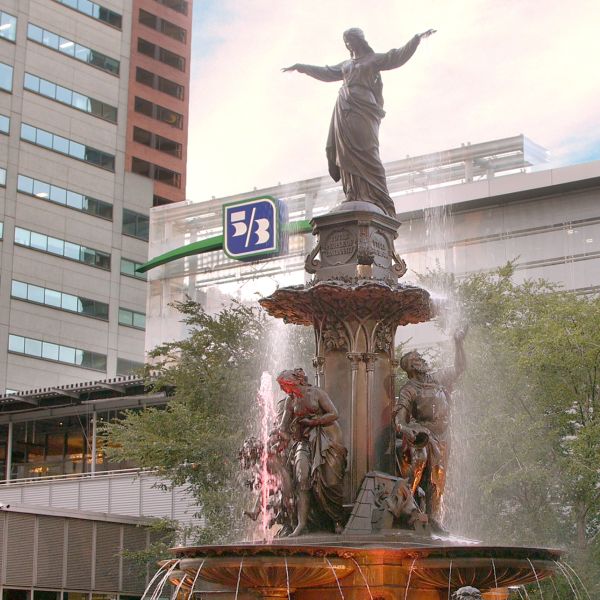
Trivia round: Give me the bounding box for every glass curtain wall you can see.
[1,408,148,480]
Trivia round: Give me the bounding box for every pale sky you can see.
[186,0,600,202]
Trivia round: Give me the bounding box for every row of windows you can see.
[0,113,9,134]
[133,126,182,158]
[18,174,114,220]
[9,334,107,371]
[27,23,120,76]
[55,0,122,29]
[21,123,115,171]
[121,258,147,280]
[12,279,109,320]
[0,61,12,91]
[123,208,150,241]
[15,227,111,270]
[118,307,146,329]
[19,176,147,242]
[1,219,143,281]
[139,9,186,43]
[134,96,183,129]
[136,67,184,100]
[138,37,186,71]
[24,72,118,123]
[0,10,16,41]
[117,357,145,376]
[154,0,189,15]
[131,157,181,188]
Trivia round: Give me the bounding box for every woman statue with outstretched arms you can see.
[283,28,435,217]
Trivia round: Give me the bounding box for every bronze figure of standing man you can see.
[283,28,436,217]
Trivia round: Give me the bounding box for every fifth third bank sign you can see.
[223,196,282,260]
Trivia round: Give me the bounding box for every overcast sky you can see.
[186,0,600,202]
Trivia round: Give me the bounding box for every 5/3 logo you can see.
[223,196,282,259]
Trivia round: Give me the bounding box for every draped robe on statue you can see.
[296,35,420,217]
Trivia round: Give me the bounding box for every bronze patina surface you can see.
[259,280,432,326]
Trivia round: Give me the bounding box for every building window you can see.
[0,11,17,42]
[20,123,115,171]
[135,67,184,100]
[122,208,150,241]
[0,168,5,187]
[0,114,9,133]
[12,279,109,320]
[54,0,122,30]
[33,591,61,600]
[0,221,4,238]
[154,0,188,15]
[139,9,186,43]
[9,334,107,371]
[117,357,144,376]
[0,62,13,92]
[137,38,185,71]
[121,258,147,280]
[14,226,111,270]
[134,97,183,129]
[27,23,120,76]
[24,72,118,123]
[133,126,182,158]
[2,590,30,600]
[131,157,181,188]
[18,174,113,219]
[118,307,146,330]
[153,195,171,206]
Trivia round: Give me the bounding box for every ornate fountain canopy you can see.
[259,279,432,326]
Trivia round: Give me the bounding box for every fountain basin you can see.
[168,539,562,599]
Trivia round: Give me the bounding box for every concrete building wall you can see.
[0,0,196,392]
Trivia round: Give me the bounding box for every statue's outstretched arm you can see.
[282,63,344,82]
[377,29,436,72]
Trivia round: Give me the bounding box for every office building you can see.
[144,134,600,352]
[0,0,192,393]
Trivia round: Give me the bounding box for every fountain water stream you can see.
[562,561,592,600]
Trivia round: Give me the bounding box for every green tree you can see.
[104,300,264,543]
[420,264,600,598]
[104,300,312,544]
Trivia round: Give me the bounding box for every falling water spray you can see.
[257,371,277,541]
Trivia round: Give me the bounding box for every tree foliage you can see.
[420,264,600,597]
[104,300,313,544]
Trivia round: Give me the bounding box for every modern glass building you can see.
[0,0,192,393]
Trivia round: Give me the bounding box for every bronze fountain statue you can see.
[283,27,436,217]
[395,328,468,532]
[160,27,562,599]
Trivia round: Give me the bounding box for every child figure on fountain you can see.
[276,368,347,537]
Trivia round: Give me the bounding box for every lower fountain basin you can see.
[167,538,562,599]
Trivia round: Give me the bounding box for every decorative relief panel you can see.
[322,320,349,351]
[322,229,356,265]
[374,321,394,353]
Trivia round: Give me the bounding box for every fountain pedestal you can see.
[260,202,432,501]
